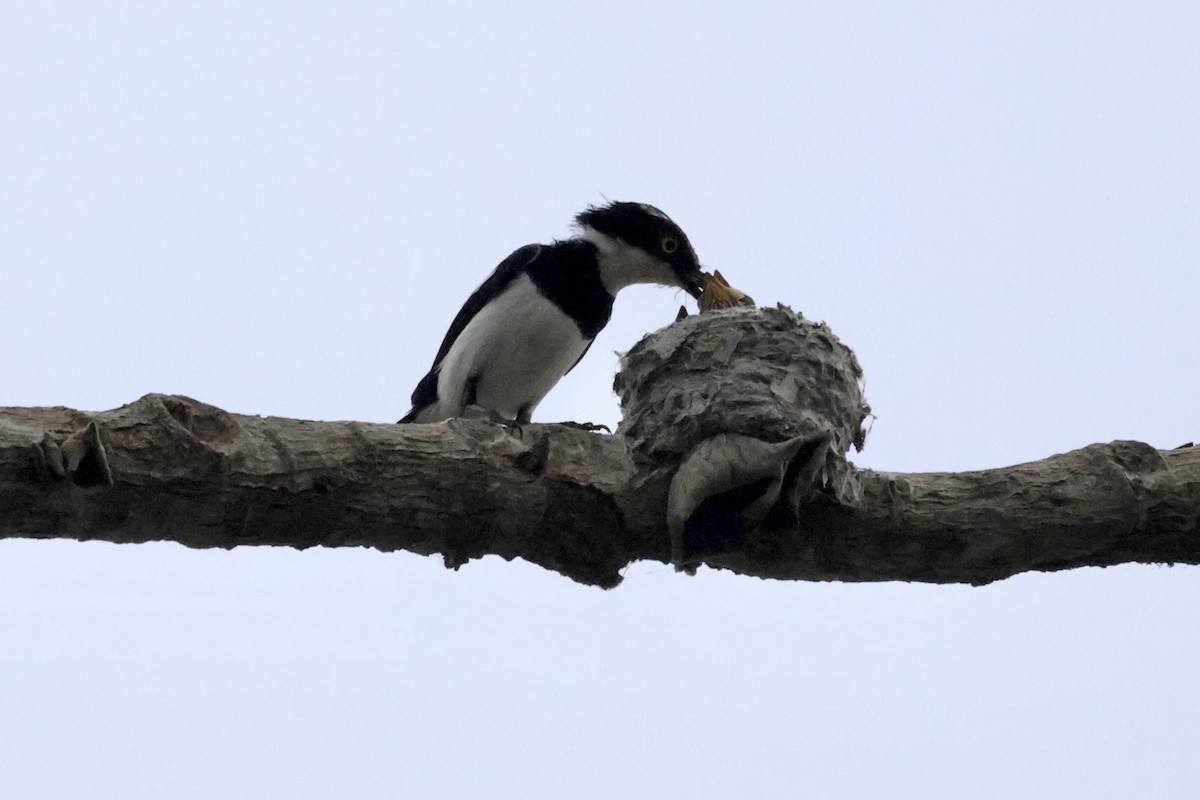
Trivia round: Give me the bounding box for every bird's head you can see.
[575,201,705,299]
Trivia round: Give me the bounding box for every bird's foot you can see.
[553,421,611,434]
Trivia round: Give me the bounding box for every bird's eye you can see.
[660,236,679,254]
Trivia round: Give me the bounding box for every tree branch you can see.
[3,395,1196,587]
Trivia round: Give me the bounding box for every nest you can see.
[614,305,869,463]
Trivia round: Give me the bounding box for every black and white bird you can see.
[399,201,705,426]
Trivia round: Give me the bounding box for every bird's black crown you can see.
[575,201,704,295]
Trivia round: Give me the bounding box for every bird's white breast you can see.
[432,274,591,421]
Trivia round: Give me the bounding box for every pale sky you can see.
[3,3,1199,798]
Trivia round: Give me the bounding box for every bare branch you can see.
[2,394,1196,588]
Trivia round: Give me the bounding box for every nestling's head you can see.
[575,201,705,298]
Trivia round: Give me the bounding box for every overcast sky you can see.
[3,3,1199,798]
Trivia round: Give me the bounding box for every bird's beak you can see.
[684,269,705,299]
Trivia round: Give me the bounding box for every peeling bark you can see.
[2,307,1197,588]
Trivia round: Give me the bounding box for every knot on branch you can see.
[102,394,246,482]
[157,395,242,448]
[29,421,114,487]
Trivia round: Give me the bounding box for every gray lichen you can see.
[614,305,870,464]
[667,431,832,571]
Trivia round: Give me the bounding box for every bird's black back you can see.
[525,238,613,339]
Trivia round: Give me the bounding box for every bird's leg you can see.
[505,408,534,440]
[462,403,527,438]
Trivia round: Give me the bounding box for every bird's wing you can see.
[564,337,595,375]
[405,243,542,413]
[428,243,542,367]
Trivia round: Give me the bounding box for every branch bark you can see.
[2,393,1197,588]
[3,307,1197,588]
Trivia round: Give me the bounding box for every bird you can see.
[399,201,706,426]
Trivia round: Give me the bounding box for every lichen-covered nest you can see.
[614,305,870,464]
